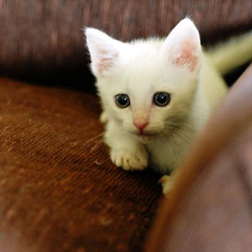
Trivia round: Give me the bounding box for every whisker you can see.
[82,133,104,147]
[90,138,105,152]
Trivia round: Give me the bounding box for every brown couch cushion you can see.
[0,78,162,252]
[1,0,251,88]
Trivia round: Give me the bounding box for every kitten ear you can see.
[160,18,201,72]
[85,28,120,76]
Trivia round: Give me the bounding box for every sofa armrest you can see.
[146,65,252,252]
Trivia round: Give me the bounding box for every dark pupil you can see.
[118,95,128,105]
[154,92,170,106]
[115,94,130,108]
[157,93,166,103]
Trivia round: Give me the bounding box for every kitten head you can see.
[85,18,202,139]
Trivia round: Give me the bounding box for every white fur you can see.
[85,19,250,176]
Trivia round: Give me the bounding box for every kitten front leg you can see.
[105,121,148,171]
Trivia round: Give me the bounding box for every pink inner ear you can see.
[98,58,113,73]
[173,42,198,72]
[96,47,118,75]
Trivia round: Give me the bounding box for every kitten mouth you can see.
[139,132,151,137]
[132,131,155,137]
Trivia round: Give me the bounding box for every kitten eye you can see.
[115,94,130,108]
[153,92,171,107]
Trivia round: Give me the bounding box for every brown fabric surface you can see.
[0,78,162,252]
[0,0,251,88]
[146,65,252,252]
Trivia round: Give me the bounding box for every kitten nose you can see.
[134,121,148,132]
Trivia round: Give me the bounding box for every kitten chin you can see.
[134,134,155,144]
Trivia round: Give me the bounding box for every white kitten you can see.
[85,19,252,194]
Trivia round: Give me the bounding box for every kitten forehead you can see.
[114,40,191,85]
[114,39,163,74]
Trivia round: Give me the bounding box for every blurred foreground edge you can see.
[146,64,252,252]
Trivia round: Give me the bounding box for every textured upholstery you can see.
[0,78,162,252]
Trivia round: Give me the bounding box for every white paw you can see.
[100,111,109,124]
[110,148,148,171]
[159,175,174,197]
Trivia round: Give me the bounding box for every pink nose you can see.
[134,121,148,132]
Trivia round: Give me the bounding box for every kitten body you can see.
[85,19,252,176]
